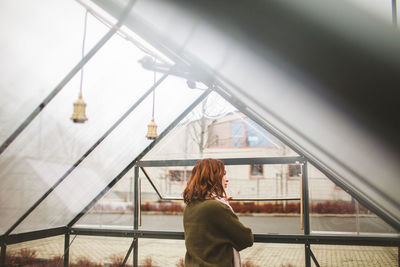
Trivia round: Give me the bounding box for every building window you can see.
[207,117,280,148]
[250,164,264,178]
[231,122,245,147]
[168,170,192,183]
[245,118,276,147]
[288,164,302,179]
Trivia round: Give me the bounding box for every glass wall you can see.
[310,245,398,267]
[8,77,201,234]
[74,170,135,229]
[138,239,186,266]
[69,235,133,266]
[137,239,305,267]
[5,235,64,266]
[308,164,399,236]
[143,92,297,161]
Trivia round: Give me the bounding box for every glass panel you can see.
[142,163,302,202]
[5,235,64,266]
[309,164,399,236]
[310,245,398,267]
[141,163,302,234]
[231,122,245,147]
[74,170,135,229]
[69,235,133,266]
[139,240,305,267]
[238,206,302,235]
[242,243,305,267]
[12,78,201,233]
[0,27,160,234]
[140,168,184,231]
[0,0,109,145]
[138,239,186,267]
[143,91,297,160]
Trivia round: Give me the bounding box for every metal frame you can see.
[213,85,400,233]
[1,158,400,267]
[302,161,311,267]
[64,233,70,267]
[1,243,6,267]
[4,73,169,237]
[307,246,321,267]
[90,0,400,232]
[1,93,399,266]
[134,166,139,267]
[2,227,399,248]
[136,157,305,167]
[1,73,399,267]
[68,228,400,247]
[1,2,400,266]
[139,158,303,202]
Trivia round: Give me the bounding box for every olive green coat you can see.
[183,200,254,267]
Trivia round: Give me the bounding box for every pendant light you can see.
[146,70,158,139]
[71,10,89,123]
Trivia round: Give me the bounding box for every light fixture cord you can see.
[79,10,89,95]
[152,69,156,118]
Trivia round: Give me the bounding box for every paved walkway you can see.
[6,235,398,266]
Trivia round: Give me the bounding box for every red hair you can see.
[183,158,226,204]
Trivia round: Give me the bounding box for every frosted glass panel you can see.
[0,0,110,144]
[0,30,157,234]
[12,78,201,233]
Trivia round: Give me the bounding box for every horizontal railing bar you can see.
[69,228,400,246]
[232,197,300,202]
[3,227,67,245]
[159,197,300,201]
[137,157,305,167]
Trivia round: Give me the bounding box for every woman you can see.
[183,158,253,267]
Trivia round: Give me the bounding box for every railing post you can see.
[1,243,6,267]
[64,232,70,267]
[134,166,139,267]
[302,160,311,267]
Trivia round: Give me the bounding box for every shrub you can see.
[109,254,125,267]
[176,258,185,267]
[72,257,102,267]
[141,256,154,267]
[93,200,370,215]
[242,260,261,267]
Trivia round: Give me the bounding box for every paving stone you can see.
[6,236,398,266]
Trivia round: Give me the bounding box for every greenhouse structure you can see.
[1,0,400,266]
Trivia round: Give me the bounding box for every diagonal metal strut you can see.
[4,72,167,236]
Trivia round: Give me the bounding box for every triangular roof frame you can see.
[89,0,400,231]
[1,0,400,244]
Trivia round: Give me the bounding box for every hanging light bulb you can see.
[71,91,88,123]
[146,70,158,139]
[146,117,158,140]
[71,10,89,123]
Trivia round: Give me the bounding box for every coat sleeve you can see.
[208,200,254,251]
